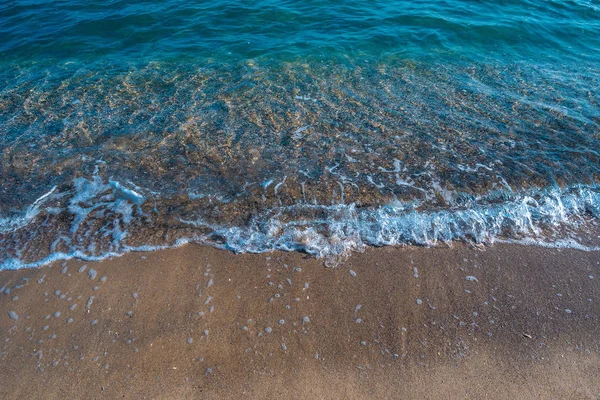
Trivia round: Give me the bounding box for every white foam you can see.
[109,181,146,206]
[2,182,600,270]
[0,186,56,234]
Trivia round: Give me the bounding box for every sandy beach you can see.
[1,243,599,399]
[3,0,600,398]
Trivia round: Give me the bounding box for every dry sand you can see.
[1,243,600,399]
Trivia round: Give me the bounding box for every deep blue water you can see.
[1,0,600,268]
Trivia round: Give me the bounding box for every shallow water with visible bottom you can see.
[1,0,600,268]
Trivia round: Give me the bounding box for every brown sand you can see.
[1,243,599,399]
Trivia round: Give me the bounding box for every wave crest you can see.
[2,172,597,269]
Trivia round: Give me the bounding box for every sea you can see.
[1,0,600,269]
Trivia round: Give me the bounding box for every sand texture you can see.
[1,243,600,399]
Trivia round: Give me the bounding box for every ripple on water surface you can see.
[1,1,600,267]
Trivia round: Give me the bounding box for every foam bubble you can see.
[1,181,600,270]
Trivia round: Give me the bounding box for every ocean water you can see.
[1,0,600,268]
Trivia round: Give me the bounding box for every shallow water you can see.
[1,0,600,268]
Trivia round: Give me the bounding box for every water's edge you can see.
[2,174,599,270]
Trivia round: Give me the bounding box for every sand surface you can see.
[1,243,600,399]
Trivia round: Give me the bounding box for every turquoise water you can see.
[1,0,600,268]
[2,0,600,63]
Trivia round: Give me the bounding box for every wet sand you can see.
[1,243,599,399]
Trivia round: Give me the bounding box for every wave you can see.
[1,171,599,270]
[189,185,600,259]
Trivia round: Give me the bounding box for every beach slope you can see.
[1,243,599,399]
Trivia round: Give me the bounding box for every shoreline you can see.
[1,242,600,399]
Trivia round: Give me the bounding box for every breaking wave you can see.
[2,171,599,269]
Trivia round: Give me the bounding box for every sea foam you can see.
[1,171,599,270]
